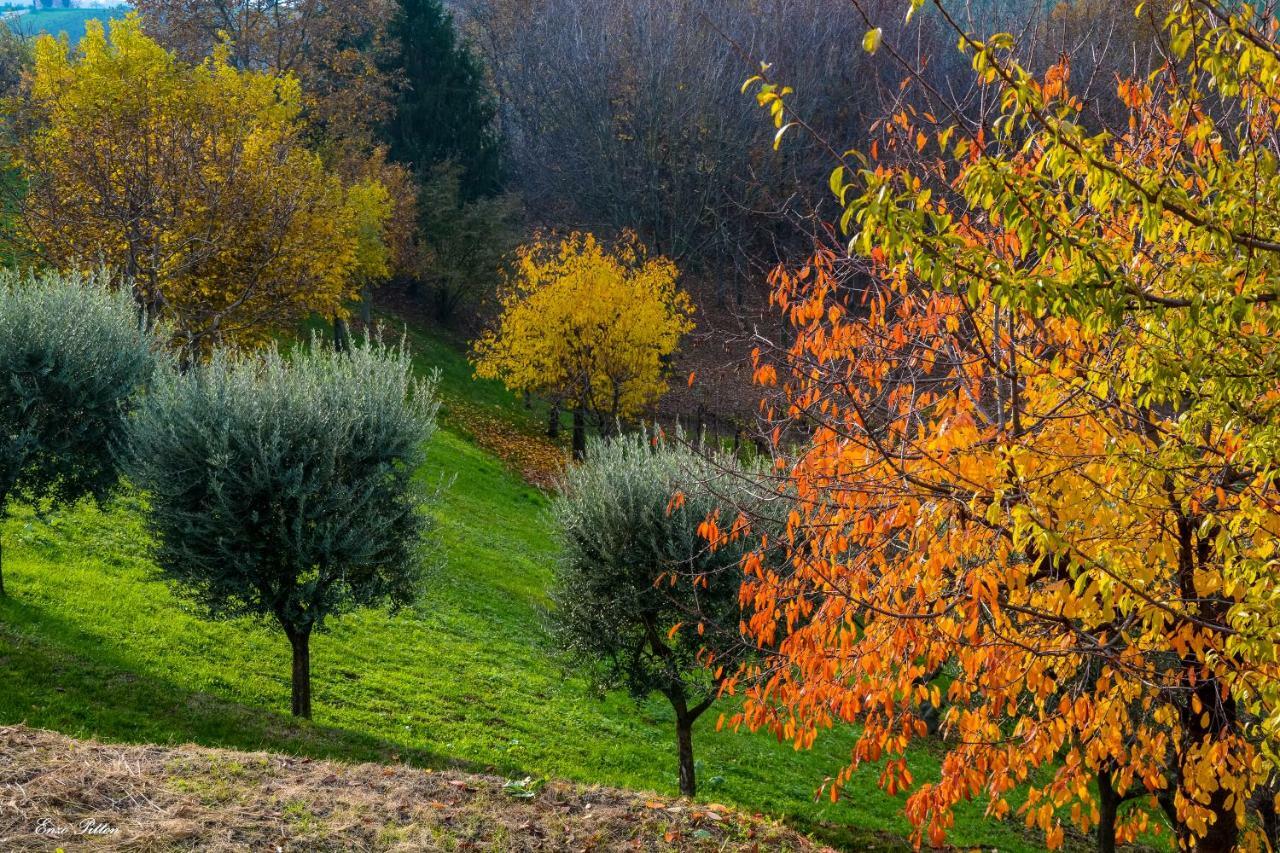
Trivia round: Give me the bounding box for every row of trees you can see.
[0,265,750,791]
[0,0,515,353]
[4,0,1152,337]
[722,1,1280,851]
[0,273,436,719]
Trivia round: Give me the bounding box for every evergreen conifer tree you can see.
[385,0,502,200]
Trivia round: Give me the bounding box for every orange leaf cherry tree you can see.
[727,2,1280,850]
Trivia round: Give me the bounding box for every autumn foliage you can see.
[473,232,693,453]
[732,2,1280,851]
[8,15,390,354]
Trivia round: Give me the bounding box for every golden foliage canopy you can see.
[473,231,693,422]
[9,14,390,352]
[733,3,1280,851]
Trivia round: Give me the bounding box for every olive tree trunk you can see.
[285,623,313,719]
[332,315,350,353]
[0,495,8,597]
[667,688,715,798]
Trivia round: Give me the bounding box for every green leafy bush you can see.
[0,270,156,595]
[417,161,521,324]
[549,431,766,796]
[123,337,439,718]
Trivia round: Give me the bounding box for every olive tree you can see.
[0,270,156,596]
[123,338,438,718]
[549,432,766,797]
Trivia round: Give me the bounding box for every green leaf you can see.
[829,166,845,200]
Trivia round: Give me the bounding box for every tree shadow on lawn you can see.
[0,596,489,777]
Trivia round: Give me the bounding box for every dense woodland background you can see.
[0,0,1168,443]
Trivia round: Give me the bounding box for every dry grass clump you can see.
[0,726,828,851]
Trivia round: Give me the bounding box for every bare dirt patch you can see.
[0,726,831,851]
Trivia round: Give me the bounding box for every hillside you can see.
[2,7,129,44]
[0,321,1057,852]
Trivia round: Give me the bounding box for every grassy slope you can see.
[3,7,129,45]
[0,323,1048,852]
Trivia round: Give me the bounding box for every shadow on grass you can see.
[0,595,487,776]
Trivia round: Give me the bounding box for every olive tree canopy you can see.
[0,270,156,596]
[123,337,439,718]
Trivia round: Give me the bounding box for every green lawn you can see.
[0,324,1053,852]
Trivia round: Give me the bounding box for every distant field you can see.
[3,7,129,45]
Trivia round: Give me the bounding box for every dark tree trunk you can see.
[675,713,695,797]
[664,686,710,799]
[1097,768,1118,853]
[548,401,561,439]
[1259,791,1279,852]
[1185,677,1239,852]
[1158,794,1187,850]
[572,407,586,460]
[286,624,313,719]
[360,285,373,326]
[430,277,463,324]
[1192,781,1239,851]
[333,315,350,353]
[1169,514,1239,852]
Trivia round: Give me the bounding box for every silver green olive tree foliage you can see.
[0,270,156,596]
[123,338,439,719]
[549,431,769,797]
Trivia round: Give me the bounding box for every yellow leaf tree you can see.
[473,231,693,457]
[7,14,388,354]
[331,176,396,351]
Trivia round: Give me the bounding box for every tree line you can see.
[0,268,752,799]
[0,272,436,721]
